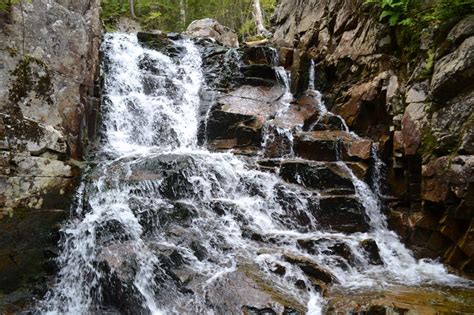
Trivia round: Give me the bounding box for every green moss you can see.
[417,49,435,80]
[2,114,45,143]
[8,55,53,107]
[420,127,438,162]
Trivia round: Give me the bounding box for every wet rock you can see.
[272,91,320,130]
[297,239,355,267]
[283,253,336,290]
[185,18,239,48]
[159,171,194,200]
[206,85,288,151]
[193,266,305,314]
[99,244,154,314]
[262,126,294,158]
[294,131,350,162]
[241,64,279,86]
[217,85,286,121]
[360,239,383,265]
[195,39,242,89]
[0,209,67,294]
[271,0,474,276]
[206,105,261,146]
[273,184,315,228]
[279,161,355,192]
[315,196,370,233]
[293,131,372,162]
[137,32,184,57]
[306,114,347,132]
[242,45,278,65]
[347,139,372,161]
[242,305,277,315]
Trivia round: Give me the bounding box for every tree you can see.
[252,0,269,35]
[179,0,186,28]
[129,0,136,19]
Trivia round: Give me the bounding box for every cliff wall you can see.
[0,0,101,310]
[272,0,474,275]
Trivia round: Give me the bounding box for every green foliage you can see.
[101,0,276,39]
[367,0,473,28]
[0,0,12,12]
[0,0,31,13]
[366,0,474,59]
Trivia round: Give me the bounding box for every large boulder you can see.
[185,18,239,48]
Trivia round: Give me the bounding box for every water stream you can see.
[38,33,470,315]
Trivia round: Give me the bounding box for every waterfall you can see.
[38,33,469,315]
[308,59,315,91]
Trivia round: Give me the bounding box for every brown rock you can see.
[421,156,474,203]
[347,139,372,160]
[431,37,474,101]
[315,195,370,233]
[333,73,386,127]
[242,45,277,65]
[393,130,403,154]
[284,253,336,287]
[293,131,372,162]
[401,103,427,156]
[458,221,474,257]
[439,214,469,243]
[279,160,355,192]
[271,91,320,129]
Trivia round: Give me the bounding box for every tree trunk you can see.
[129,0,136,19]
[179,0,186,28]
[252,0,268,35]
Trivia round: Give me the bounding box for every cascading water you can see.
[39,33,470,315]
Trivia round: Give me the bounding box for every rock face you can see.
[0,0,101,309]
[272,0,474,275]
[185,18,239,48]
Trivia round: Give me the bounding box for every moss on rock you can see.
[8,55,53,108]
